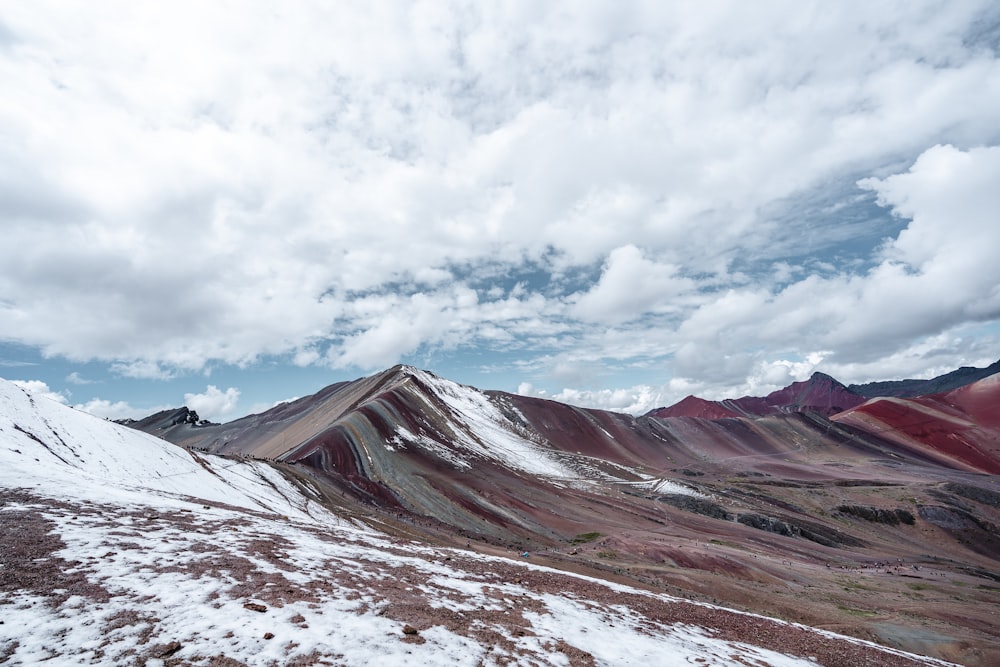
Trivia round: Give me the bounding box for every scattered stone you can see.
[243,602,267,613]
[154,641,182,658]
[263,632,274,640]
[402,624,419,635]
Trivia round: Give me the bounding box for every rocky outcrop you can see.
[655,494,732,521]
[737,513,863,547]
[835,505,915,525]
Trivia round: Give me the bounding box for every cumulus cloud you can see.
[520,382,669,415]
[10,380,68,405]
[65,371,95,385]
[110,362,178,381]
[184,385,241,422]
[572,245,693,323]
[72,398,154,421]
[7,378,172,420]
[1,2,999,412]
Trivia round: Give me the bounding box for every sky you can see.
[2,1,1000,422]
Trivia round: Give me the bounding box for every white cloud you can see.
[572,245,693,323]
[72,398,153,421]
[10,380,68,405]
[517,379,655,414]
[183,385,241,422]
[9,379,161,420]
[0,2,999,406]
[111,361,178,381]
[65,371,95,385]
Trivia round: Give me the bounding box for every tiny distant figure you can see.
[521,551,530,558]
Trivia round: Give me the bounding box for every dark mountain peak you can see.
[848,358,1000,398]
[806,371,846,387]
[129,406,191,431]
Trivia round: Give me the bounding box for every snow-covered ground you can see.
[0,378,955,666]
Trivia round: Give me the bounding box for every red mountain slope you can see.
[832,373,1000,474]
[645,394,744,419]
[122,365,1000,664]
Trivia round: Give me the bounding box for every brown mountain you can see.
[128,364,1000,665]
[833,372,1000,474]
[648,372,867,419]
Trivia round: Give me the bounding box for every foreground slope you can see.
[2,378,955,666]
[127,366,1000,664]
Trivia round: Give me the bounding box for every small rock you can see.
[155,641,182,658]
[402,624,419,635]
[243,602,267,613]
[263,632,275,640]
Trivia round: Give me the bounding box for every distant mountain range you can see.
[848,358,1000,397]
[647,359,1000,419]
[6,358,999,664]
[647,372,865,419]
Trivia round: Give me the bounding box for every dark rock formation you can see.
[737,513,863,547]
[835,505,915,526]
[655,494,732,521]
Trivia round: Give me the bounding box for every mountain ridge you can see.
[7,367,1000,663]
[11,376,909,666]
[647,360,1000,419]
[647,371,868,419]
[848,359,1000,398]
[101,361,1000,664]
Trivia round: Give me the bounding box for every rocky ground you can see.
[0,487,960,667]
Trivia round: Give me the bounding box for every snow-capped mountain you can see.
[2,376,959,666]
[119,364,1000,665]
[8,361,1000,665]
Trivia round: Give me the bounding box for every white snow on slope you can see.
[2,495,830,667]
[399,368,577,478]
[0,379,339,522]
[0,378,955,666]
[406,370,706,496]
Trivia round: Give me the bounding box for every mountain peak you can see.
[807,371,846,387]
[649,371,863,419]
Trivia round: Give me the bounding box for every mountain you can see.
[648,372,867,419]
[849,359,1000,398]
[833,373,1000,475]
[117,364,1000,664]
[6,376,948,666]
